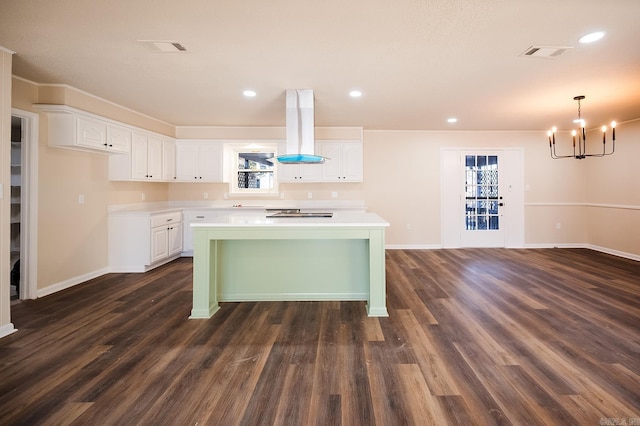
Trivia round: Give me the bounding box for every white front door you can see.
[441,148,524,248]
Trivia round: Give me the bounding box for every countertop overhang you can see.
[190,211,389,228]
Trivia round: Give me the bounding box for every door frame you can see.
[441,147,524,248]
[11,108,38,300]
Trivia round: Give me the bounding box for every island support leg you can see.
[367,229,388,317]
[190,230,220,318]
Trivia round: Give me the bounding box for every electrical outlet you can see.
[556,222,562,229]
[308,192,313,199]
[141,192,145,201]
[204,192,209,199]
[331,192,338,199]
[78,194,85,204]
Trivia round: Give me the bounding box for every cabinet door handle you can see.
[166,218,173,222]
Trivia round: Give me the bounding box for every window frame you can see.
[227,142,280,196]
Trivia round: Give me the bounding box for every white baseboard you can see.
[586,244,640,262]
[523,243,587,249]
[0,322,17,339]
[109,255,182,273]
[386,244,442,250]
[37,267,110,298]
[390,243,639,262]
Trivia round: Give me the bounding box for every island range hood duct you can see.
[277,89,326,164]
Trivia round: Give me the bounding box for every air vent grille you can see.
[520,45,572,59]
[138,40,188,52]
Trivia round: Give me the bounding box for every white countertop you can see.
[109,200,367,214]
[191,211,389,228]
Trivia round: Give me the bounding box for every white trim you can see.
[36,267,109,298]
[0,46,15,54]
[0,323,17,339]
[525,202,640,210]
[11,108,39,300]
[525,202,586,207]
[386,244,442,250]
[523,243,639,262]
[586,244,640,262]
[524,243,587,249]
[108,255,181,273]
[586,203,640,210]
[387,243,638,262]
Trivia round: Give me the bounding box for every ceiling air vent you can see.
[520,45,572,59]
[139,40,188,52]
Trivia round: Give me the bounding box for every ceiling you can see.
[1,0,640,131]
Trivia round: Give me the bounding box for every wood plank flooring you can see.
[1,248,639,425]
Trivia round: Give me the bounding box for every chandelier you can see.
[548,96,616,159]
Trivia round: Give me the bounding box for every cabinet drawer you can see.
[151,211,182,228]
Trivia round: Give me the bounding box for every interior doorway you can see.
[10,109,38,300]
[441,148,524,248]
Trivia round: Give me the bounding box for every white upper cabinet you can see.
[109,132,175,181]
[130,132,162,181]
[319,141,363,182]
[278,162,321,182]
[106,124,133,153]
[76,116,107,150]
[277,141,322,182]
[276,140,362,183]
[36,105,131,154]
[175,140,224,182]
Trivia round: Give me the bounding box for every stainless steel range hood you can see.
[277,89,327,164]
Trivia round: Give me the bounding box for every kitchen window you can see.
[229,145,279,195]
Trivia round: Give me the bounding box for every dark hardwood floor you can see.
[1,248,639,425]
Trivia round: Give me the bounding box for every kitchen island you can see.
[190,211,389,318]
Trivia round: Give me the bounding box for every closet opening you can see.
[10,109,38,302]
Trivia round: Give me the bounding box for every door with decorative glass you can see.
[460,152,505,247]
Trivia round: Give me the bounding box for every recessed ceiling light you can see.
[578,31,605,44]
[447,117,458,123]
[349,90,362,98]
[243,90,257,97]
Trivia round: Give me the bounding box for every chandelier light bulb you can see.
[571,130,577,136]
[611,121,616,128]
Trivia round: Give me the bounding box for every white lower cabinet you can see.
[182,209,225,255]
[109,210,183,272]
